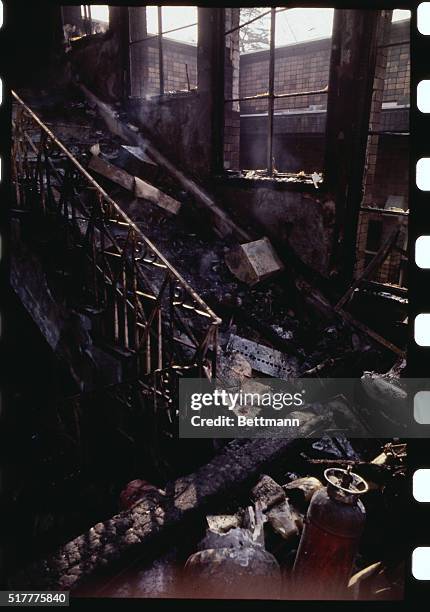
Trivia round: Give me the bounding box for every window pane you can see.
[162,6,197,44]
[162,6,198,93]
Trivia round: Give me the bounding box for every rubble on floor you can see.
[101,440,406,600]
[224,237,284,286]
[183,442,404,600]
[10,89,408,600]
[184,544,281,599]
[229,169,323,186]
[20,88,405,386]
[226,334,299,379]
[109,550,179,599]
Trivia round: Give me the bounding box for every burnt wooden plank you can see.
[10,436,312,592]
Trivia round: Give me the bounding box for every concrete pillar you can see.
[223,8,241,171]
[106,7,130,101]
[363,10,393,207]
[197,8,216,93]
[324,9,381,282]
[197,7,225,174]
[128,7,149,97]
[354,11,394,282]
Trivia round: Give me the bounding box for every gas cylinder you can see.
[292,466,368,599]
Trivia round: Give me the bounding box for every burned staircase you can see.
[9,89,408,598]
[11,91,220,455]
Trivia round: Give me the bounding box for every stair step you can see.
[77,305,106,316]
[98,341,136,359]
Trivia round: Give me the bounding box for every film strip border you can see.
[0,0,5,591]
[410,0,430,593]
[0,1,2,189]
[0,0,429,602]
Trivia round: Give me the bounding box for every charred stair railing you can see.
[11,90,221,423]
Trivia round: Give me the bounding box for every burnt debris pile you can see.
[9,85,407,599]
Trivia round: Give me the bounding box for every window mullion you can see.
[267,7,276,175]
[158,6,164,95]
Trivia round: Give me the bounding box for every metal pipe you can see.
[266,8,276,175]
[368,130,409,136]
[276,86,328,100]
[158,6,164,95]
[225,86,328,104]
[360,205,408,217]
[185,63,191,91]
[377,39,409,48]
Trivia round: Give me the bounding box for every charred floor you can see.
[3,4,411,601]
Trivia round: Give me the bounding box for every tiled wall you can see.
[383,20,410,105]
[130,38,198,97]
[240,39,329,114]
[355,210,408,286]
[224,8,241,170]
[372,137,409,207]
[163,42,197,93]
[134,19,409,108]
[356,13,409,288]
[363,10,393,207]
[224,18,410,175]
[239,19,410,115]
[133,19,409,110]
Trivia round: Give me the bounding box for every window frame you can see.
[128,6,198,97]
[223,7,329,177]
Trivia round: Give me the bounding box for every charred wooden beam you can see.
[88,155,181,214]
[324,9,382,283]
[295,278,405,357]
[198,7,225,175]
[79,83,251,242]
[10,437,310,592]
[106,7,130,100]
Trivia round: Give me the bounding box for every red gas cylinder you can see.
[293,466,368,600]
